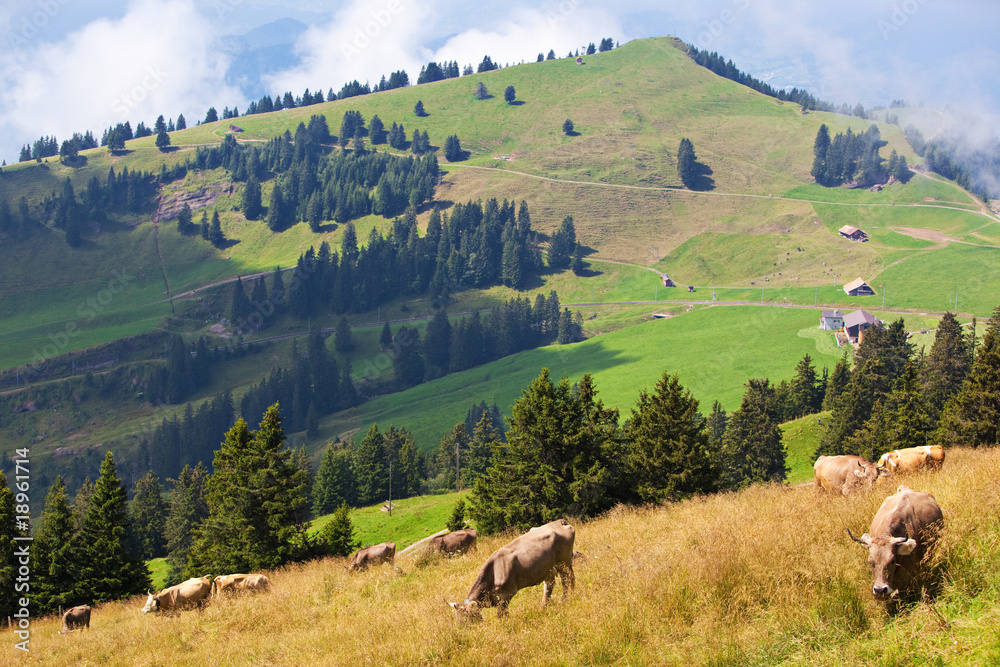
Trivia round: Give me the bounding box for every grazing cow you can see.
[849,484,944,599]
[876,445,946,476]
[347,542,396,571]
[141,575,213,615]
[814,455,882,495]
[428,529,478,556]
[448,519,575,621]
[60,605,91,633]
[212,573,271,597]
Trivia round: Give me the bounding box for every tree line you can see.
[904,125,998,201]
[811,124,910,188]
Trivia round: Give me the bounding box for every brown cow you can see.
[141,575,213,615]
[347,542,396,571]
[448,519,575,621]
[876,445,946,476]
[211,573,271,597]
[60,605,91,633]
[428,529,477,556]
[814,455,883,495]
[849,484,944,598]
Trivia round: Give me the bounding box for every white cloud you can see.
[265,0,624,96]
[0,0,242,160]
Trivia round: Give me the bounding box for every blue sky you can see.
[0,0,997,163]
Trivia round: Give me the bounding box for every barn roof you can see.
[821,309,845,319]
[839,225,860,235]
[843,277,870,293]
[844,310,879,328]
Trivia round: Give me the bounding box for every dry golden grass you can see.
[16,447,1000,666]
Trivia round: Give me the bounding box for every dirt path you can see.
[151,190,173,305]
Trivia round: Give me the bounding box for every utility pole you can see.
[388,461,392,517]
[761,287,765,305]
[882,285,885,309]
[455,437,460,492]
[814,287,818,306]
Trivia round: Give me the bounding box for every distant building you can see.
[844,309,881,344]
[843,277,876,296]
[229,124,243,133]
[819,309,845,331]
[661,274,674,287]
[838,225,868,242]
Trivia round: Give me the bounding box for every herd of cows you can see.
[55,444,948,634]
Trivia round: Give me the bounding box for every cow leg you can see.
[542,575,556,607]
[560,564,575,599]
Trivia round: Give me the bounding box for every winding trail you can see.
[151,189,173,309]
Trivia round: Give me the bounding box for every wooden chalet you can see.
[843,277,875,297]
[838,225,868,242]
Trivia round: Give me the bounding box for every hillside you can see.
[1,35,997,509]
[22,447,1000,665]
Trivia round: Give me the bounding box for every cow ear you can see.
[853,469,864,478]
[894,538,917,556]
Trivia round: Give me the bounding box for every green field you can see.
[321,305,850,452]
[309,490,467,552]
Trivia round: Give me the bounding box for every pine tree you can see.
[935,306,1000,448]
[69,452,151,604]
[789,354,821,418]
[392,325,425,388]
[423,308,451,371]
[548,215,576,269]
[353,424,387,506]
[474,82,489,100]
[200,210,210,239]
[446,499,467,532]
[230,276,252,327]
[504,85,516,104]
[444,134,462,162]
[823,351,851,411]
[414,100,425,117]
[243,176,263,220]
[187,406,310,575]
[210,210,225,246]
[706,400,728,447]
[721,379,787,489]
[562,119,574,135]
[176,114,187,130]
[624,372,719,502]
[379,321,393,350]
[846,362,930,461]
[469,370,620,534]
[677,137,697,189]
[30,477,77,614]
[312,445,357,515]
[320,502,358,557]
[921,311,972,424]
[812,124,831,184]
[155,127,170,151]
[130,471,168,560]
[164,463,208,584]
[334,316,354,353]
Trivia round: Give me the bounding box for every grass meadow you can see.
[25,446,1000,666]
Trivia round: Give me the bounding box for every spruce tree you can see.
[210,210,225,246]
[624,372,719,502]
[130,471,168,560]
[936,306,1000,448]
[721,379,787,489]
[177,202,193,233]
[243,176,263,220]
[312,445,357,515]
[353,424,387,506]
[69,452,151,604]
[379,321,393,349]
[414,100,425,117]
[0,471,20,619]
[30,477,76,614]
[320,502,358,557]
[423,308,452,371]
[164,463,208,585]
[446,499,467,532]
[677,137,697,189]
[444,134,462,162]
[187,406,310,575]
[334,315,354,353]
[706,400,728,447]
[822,351,851,411]
[789,354,821,418]
[392,325,425,388]
[469,370,620,534]
[504,85,516,104]
[230,276,252,327]
[271,266,287,314]
[846,362,930,461]
[474,82,488,100]
[921,311,972,424]
[562,119,574,135]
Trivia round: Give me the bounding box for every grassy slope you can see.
[309,491,467,551]
[27,447,1000,666]
[5,37,995,371]
[322,305,849,453]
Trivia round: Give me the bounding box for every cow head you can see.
[850,459,883,489]
[447,600,483,622]
[848,529,916,597]
[141,590,159,614]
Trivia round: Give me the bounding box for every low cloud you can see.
[0,0,243,160]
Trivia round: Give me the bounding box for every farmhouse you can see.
[843,277,875,296]
[819,309,845,331]
[838,225,868,242]
[844,309,881,344]
[661,274,675,287]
